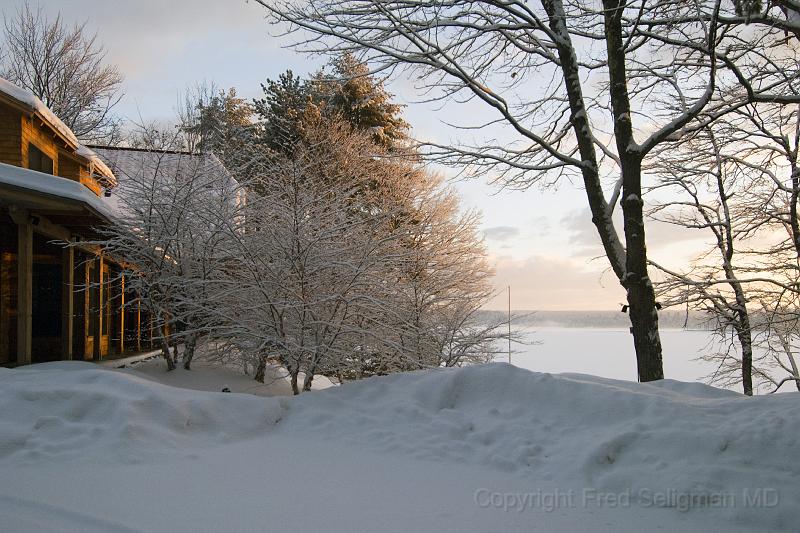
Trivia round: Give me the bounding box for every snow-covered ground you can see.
[0,359,796,532]
[115,355,334,396]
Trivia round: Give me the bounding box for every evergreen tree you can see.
[253,55,409,154]
[312,54,409,148]
[182,87,253,168]
[252,70,310,154]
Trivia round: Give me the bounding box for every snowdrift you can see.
[0,361,797,531]
[0,362,284,464]
[286,364,798,529]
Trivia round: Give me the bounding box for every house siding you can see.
[0,105,22,167]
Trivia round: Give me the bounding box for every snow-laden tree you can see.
[377,171,500,374]
[253,55,408,156]
[215,111,408,392]
[211,107,506,392]
[1,2,123,142]
[91,127,239,370]
[310,53,410,149]
[87,84,504,386]
[258,0,800,382]
[179,82,254,169]
[649,101,800,394]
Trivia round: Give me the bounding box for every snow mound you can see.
[0,362,283,464]
[285,363,799,530]
[1,361,797,530]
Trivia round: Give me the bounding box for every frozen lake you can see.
[504,327,723,385]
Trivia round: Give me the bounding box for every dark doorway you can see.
[31,234,63,362]
[0,216,18,364]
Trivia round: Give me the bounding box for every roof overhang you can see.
[0,163,114,232]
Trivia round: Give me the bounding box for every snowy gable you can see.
[75,144,116,187]
[0,77,80,148]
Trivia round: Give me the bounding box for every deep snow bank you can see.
[0,361,797,531]
[0,362,284,464]
[285,364,798,530]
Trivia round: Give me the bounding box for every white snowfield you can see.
[0,362,796,533]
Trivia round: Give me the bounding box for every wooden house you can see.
[0,78,151,365]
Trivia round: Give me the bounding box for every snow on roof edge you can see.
[0,162,115,222]
[75,145,117,187]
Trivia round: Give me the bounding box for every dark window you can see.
[28,144,53,174]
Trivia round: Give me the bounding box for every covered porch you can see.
[0,163,153,365]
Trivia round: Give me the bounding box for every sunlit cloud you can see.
[483,225,521,241]
[485,255,623,311]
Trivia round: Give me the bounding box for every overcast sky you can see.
[18,0,709,311]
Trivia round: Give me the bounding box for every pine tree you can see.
[253,55,409,154]
[252,70,310,154]
[313,54,409,148]
[182,87,253,168]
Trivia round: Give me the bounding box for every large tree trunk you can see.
[302,372,314,392]
[289,369,300,395]
[789,164,800,258]
[545,0,663,381]
[543,0,626,282]
[603,0,664,381]
[737,324,754,396]
[621,173,664,382]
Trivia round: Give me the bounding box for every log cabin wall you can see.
[0,106,22,167]
[57,152,82,182]
[0,212,18,364]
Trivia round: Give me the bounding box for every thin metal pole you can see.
[508,285,511,364]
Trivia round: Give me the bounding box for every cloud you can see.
[483,225,521,241]
[485,255,624,311]
[561,207,707,259]
[27,0,318,123]
[529,215,551,237]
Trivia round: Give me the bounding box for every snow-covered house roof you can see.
[90,146,241,216]
[0,77,116,187]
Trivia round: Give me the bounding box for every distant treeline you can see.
[479,310,713,330]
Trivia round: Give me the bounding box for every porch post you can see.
[136,298,142,352]
[92,255,102,361]
[118,272,125,354]
[61,246,74,360]
[9,206,33,365]
[16,219,32,365]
